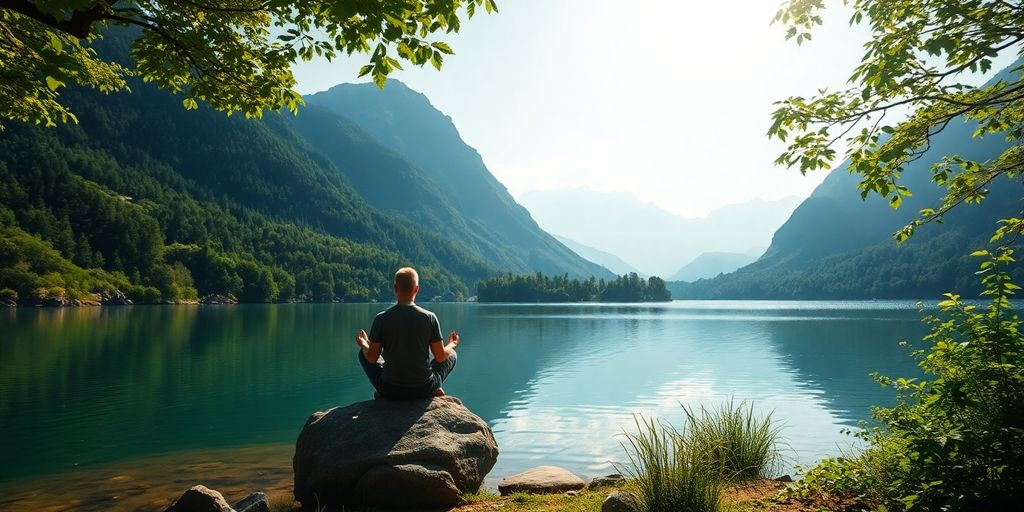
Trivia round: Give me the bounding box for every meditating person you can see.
[355,266,460,399]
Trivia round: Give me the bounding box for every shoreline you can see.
[0,441,799,512]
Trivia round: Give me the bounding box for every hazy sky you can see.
[290,2,905,217]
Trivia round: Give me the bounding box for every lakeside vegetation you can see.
[620,401,780,512]
[476,272,671,303]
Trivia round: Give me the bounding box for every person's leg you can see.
[430,352,458,395]
[357,349,383,394]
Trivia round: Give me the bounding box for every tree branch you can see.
[0,0,109,38]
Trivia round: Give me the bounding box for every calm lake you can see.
[0,301,928,509]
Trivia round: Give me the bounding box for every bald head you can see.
[394,267,419,299]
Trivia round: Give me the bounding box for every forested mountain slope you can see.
[304,82,610,278]
[0,72,499,303]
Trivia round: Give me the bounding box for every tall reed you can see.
[618,400,783,512]
[687,399,782,481]
[620,415,725,512]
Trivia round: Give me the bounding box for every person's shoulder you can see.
[412,304,437,318]
[375,305,397,320]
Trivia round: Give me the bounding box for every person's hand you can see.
[356,329,370,350]
[447,330,460,349]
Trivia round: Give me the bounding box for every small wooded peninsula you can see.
[476,272,671,303]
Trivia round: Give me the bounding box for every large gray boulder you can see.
[293,396,498,508]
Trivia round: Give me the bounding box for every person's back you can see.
[371,304,439,387]
[355,267,460,399]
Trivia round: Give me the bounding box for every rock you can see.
[292,396,498,508]
[41,296,68,307]
[588,473,625,490]
[231,492,269,512]
[163,485,232,512]
[602,491,640,512]
[98,290,133,305]
[201,293,237,305]
[0,299,16,307]
[774,474,794,483]
[497,466,586,496]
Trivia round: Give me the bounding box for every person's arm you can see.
[430,330,459,363]
[356,328,383,363]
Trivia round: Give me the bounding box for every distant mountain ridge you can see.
[517,189,802,276]
[670,251,758,282]
[553,234,641,277]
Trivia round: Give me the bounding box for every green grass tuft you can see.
[618,400,783,512]
[688,399,783,482]
[620,415,726,512]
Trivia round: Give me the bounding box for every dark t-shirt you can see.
[368,304,443,387]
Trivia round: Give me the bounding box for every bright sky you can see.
[292,1,873,217]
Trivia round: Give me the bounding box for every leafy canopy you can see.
[770,0,1024,242]
[0,0,497,127]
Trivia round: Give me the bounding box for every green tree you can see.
[771,2,1024,508]
[0,0,497,128]
[771,0,1024,243]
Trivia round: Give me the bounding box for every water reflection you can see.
[1,301,926,493]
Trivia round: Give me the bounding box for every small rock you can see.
[231,492,270,512]
[497,466,585,495]
[564,490,580,497]
[774,474,793,483]
[0,299,16,307]
[587,473,625,490]
[602,491,640,512]
[163,485,232,512]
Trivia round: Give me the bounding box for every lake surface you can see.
[0,301,928,509]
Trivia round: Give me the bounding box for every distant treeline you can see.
[476,272,672,303]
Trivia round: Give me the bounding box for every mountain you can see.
[671,64,1023,299]
[0,32,607,306]
[303,82,611,279]
[552,234,641,276]
[516,190,802,276]
[670,251,758,282]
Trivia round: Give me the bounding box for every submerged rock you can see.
[163,485,232,512]
[292,396,498,508]
[498,466,586,495]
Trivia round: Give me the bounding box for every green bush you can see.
[620,415,725,512]
[0,287,17,301]
[792,248,1024,510]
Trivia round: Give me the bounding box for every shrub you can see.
[791,248,1024,510]
[0,287,16,301]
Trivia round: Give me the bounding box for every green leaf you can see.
[44,76,64,91]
